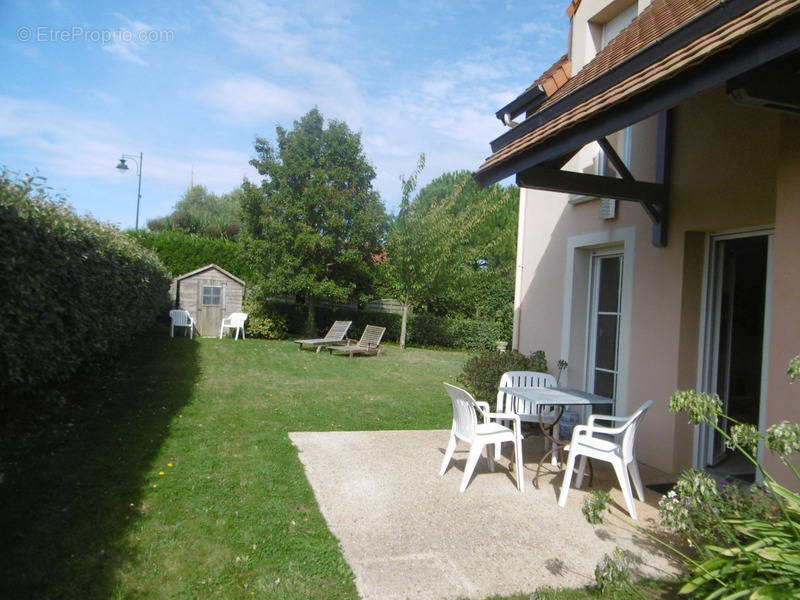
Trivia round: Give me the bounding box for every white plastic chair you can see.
[495,371,560,460]
[440,383,524,492]
[558,400,653,519]
[169,309,194,339]
[219,312,248,339]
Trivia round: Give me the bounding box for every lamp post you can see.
[116,152,143,230]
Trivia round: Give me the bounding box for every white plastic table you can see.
[498,386,613,487]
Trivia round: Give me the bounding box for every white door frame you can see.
[585,248,624,412]
[694,227,774,475]
[560,226,636,416]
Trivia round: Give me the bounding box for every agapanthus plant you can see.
[582,355,800,599]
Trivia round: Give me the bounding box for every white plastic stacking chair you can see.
[495,371,559,460]
[558,400,653,519]
[169,309,194,339]
[440,383,524,492]
[219,312,248,339]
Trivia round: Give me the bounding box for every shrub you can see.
[127,229,251,280]
[0,170,171,394]
[241,293,510,350]
[657,470,780,550]
[408,313,510,350]
[241,295,288,339]
[457,349,548,404]
[582,356,800,599]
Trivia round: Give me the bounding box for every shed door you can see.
[196,279,226,336]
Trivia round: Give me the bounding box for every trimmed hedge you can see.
[409,313,510,350]
[245,294,509,350]
[127,229,252,280]
[0,171,171,393]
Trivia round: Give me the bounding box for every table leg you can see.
[533,407,566,489]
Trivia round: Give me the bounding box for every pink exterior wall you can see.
[764,115,800,484]
[515,85,794,475]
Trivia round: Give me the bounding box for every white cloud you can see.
[202,75,313,124]
[0,94,251,190]
[101,14,164,66]
[203,0,367,124]
[198,0,546,209]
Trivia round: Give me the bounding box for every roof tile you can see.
[477,0,800,180]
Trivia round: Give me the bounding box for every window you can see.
[597,3,637,185]
[601,3,637,49]
[587,251,623,411]
[202,286,221,305]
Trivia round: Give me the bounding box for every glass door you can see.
[699,233,771,478]
[586,251,623,414]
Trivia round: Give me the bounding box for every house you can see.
[173,264,246,337]
[474,0,800,486]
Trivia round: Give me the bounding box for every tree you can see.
[413,170,518,270]
[408,170,519,322]
[240,108,388,333]
[384,157,515,348]
[147,185,243,238]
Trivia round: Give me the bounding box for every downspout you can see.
[512,187,527,351]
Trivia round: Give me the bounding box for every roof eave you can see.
[487,0,770,156]
[475,2,800,188]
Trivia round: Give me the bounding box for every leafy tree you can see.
[148,185,243,238]
[408,170,519,324]
[240,108,388,333]
[384,156,515,348]
[413,170,518,270]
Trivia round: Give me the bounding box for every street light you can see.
[116,152,143,230]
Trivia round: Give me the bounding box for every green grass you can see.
[1,330,680,599]
[1,330,465,599]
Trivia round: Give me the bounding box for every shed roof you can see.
[475,0,800,187]
[175,264,245,286]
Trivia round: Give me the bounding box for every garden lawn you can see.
[0,329,465,600]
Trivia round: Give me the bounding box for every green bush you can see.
[408,313,511,350]
[0,170,171,394]
[657,470,780,550]
[583,359,800,599]
[241,295,288,339]
[242,295,510,350]
[457,349,548,404]
[127,229,251,280]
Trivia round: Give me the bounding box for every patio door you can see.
[697,231,773,477]
[586,250,623,415]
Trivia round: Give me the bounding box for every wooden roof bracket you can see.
[516,110,673,247]
[651,110,673,248]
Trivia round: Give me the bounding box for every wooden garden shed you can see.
[173,264,245,337]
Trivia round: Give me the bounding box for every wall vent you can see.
[601,198,617,220]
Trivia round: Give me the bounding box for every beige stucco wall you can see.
[764,115,800,483]
[514,85,795,476]
[569,0,652,72]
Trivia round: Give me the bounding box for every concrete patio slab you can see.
[290,429,681,600]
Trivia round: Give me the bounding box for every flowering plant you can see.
[581,354,800,599]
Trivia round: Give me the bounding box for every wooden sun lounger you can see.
[327,325,386,357]
[294,320,352,352]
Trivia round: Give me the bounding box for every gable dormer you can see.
[569,1,649,72]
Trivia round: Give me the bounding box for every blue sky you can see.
[1,0,566,229]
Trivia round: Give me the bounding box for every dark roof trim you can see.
[476,10,800,187]
[494,85,547,123]
[489,0,767,155]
